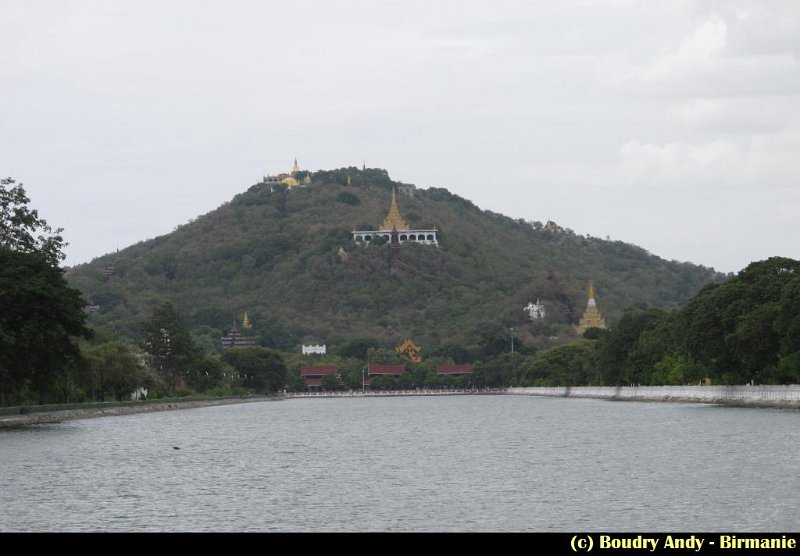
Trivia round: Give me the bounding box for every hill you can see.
[66,167,725,353]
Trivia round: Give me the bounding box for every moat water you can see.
[1,395,798,531]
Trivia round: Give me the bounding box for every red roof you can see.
[368,364,406,375]
[304,377,322,387]
[436,364,474,375]
[300,365,339,377]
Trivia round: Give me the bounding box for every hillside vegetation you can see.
[67,167,723,353]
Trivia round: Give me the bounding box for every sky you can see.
[2,0,798,273]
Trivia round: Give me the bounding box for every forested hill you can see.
[66,167,724,351]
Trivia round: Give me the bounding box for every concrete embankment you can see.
[0,396,280,429]
[508,385,800,409]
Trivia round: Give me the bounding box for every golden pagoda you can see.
[576,281,607,334]
[291,158,301,174]
[242,309,252,330]
[380,189,409,231]
[396,339,422,362]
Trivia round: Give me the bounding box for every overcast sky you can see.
[2,0,798,273]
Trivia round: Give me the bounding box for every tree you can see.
[140,302,198,396]
[222,347,287,394]
[80,335,154,401]
[186,355,232,393]
[0,248,92,405]
[1,177,67,266]
[320,373,344,391]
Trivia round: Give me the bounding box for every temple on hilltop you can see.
[262,158,312,187]
[352,189,438,246]
[575,281,607,334]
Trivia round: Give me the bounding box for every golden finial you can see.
[242,309,252,330]
[588,281,596,301]
[292,158,300,174]
[380,189,409,231]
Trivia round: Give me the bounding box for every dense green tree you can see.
[1,177,67,266]
[0,178,92,405]
[335,338,382,359]
[521,340,597,386]
[79,335,155,401]
[186,355,232,393]
[370,375,397,390]
[595,308,666,385]
[140,302,199,396]
[0,249,92,405]
[222,347,287,393]
[320,373,345,391]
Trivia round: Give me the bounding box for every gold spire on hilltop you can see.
[380,189,409,231]
[588,281,596,303]
[242,309,252,330]
[292,158,300,174]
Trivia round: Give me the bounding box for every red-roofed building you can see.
[300,365,339,389]
[367,364,406,376]
[436,364,474,376]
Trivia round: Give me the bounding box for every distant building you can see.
[436,364,473,376]
[220,326,256,349]
[352,189,438,246]
[576,281,607,334]
[221,310,256,349]
[302,344,327,355]
[364,363,406,387]
[397,183,416,197]
[395,339,422,362]
[300,365,339,389]
[523,299,546,321]
[262,158,311,188]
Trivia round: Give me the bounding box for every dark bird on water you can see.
[173,446,180,450]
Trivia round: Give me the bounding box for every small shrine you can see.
[523,299,546,321]
[396,339,422,362]
[576,281,607,334]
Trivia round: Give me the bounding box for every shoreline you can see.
[0,396,281,429]
[508,385,800,410]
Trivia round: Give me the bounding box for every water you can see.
[1,395,799,531]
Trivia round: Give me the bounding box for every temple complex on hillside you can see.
[352,189,438,246]
[262,158,312,187]
[576,281,607,334]
[221,310,256,349]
